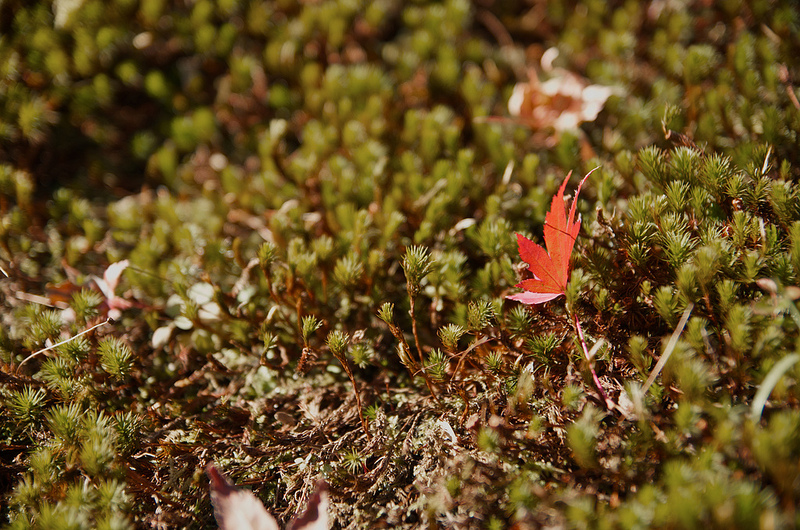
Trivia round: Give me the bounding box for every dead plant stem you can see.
[338,357,370,440]
[409,294,439,402]
[573,314,614,410]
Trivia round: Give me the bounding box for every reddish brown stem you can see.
[409,295,440,403]
[574,314,613,410]
[338,356,370,440]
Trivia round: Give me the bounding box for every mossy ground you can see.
[2,1,800,528]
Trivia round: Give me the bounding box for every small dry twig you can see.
[573,315,614,410]
[16,318,111,373]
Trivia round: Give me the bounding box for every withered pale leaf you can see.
[286,481,329,530]
[208,465,280,530]
[508,70,615,132]
[208,465,329,530]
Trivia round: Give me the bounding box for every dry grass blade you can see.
[642,303,694,395]
[16,318,110,373]
[751,353,800,422]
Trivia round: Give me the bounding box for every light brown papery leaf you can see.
[508,69,615,132]
[286,481,328,530]
[208,465,279,530]
[207,465,329,530]
[96,259,133,320]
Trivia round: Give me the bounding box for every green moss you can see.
[3,0,800,527]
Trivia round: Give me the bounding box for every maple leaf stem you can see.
[573,314,613,411]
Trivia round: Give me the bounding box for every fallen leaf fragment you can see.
[286,481,329,530]
[96,259,133,320]
[509,69,615,132]
[207,464,329,530]
[208,465,279,530]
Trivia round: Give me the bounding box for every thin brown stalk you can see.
[409,295,439,402]
[336,355,370,440]
[449,335,492,384]
[573,314,614,410]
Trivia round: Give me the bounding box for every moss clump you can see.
[2,0,800,528]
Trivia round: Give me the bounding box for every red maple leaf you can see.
[508,169,596,305]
